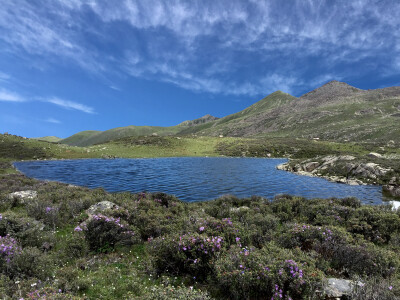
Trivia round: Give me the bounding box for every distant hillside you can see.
[59,130,101,146]
[60,115,218,147]
[32,136,62,143]
[60,81,400,146]
[178,90,296,136]
[184,81,400,144]
[179,114,219,127]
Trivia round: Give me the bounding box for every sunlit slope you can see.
[59,130,102,146]
[178,91,296,136]
[32,136,62,143]
[185,81,400,144]
[60,114,219,147]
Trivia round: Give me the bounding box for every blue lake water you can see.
[14,157,384,204]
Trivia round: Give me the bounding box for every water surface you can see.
[14,157,383,203]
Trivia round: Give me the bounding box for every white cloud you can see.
[1,1,399,97]
[46,97,95,114]
[0,71,11,82]
[45,117,61,124]
[0,89,25,102]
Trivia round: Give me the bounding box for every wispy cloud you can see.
[44,117,61,124]
[46,97,95,114]
[0,89,25,102]
[0,71,11,82]
[1,1,399,96]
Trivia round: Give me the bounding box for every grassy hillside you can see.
[178,91,296,136]
[32,136,62,143]
[59,82,400,147]
[59,130,102,146]
[60,116,217,147]
[185,82,400,145]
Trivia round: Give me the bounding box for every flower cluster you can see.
[283,260,304,280]
[291,224,334,243]
[0,234,21,263]
[178,234,224,256]
[75,214,134,236]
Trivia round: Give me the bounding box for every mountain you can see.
[60,81,400,146]
[60,115,218,147]
[32,136,62,143]
[179,114,219,126]
[185,81,400,143]
[178,90,296,136]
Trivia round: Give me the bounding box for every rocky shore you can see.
[277,155,400,198]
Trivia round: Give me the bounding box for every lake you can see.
[14,157,384,203]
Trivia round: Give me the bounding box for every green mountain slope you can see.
[60,81,400,147]
[178,90,296,136]
[31,136,62,143]
[59,130,102,146]
[183,81,400,145]
[60,115,219,146]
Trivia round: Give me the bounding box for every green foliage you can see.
[83,215,136,252]
[140,285,213,300]
[214,243,323,300]
[10,247,53,279]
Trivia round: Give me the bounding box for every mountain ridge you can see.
[59,81,400,146]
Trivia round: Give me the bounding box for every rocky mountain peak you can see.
[300,80,364,102]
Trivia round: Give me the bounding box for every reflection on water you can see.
[14,157,384,203]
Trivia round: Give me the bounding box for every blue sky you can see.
[1,0,399,138]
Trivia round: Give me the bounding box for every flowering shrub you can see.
[79,214,136,252]
[0,234,21,270]
[214,243,323,299]
[150,233,224,280]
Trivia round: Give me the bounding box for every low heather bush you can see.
[10,247,53,279]
[214,243,323,300]
[0,234,21,272]
[79,214,136,252]
[150,233,224,280]
[0,213,54,248]
[141,285,212,300]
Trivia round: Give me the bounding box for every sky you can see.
[1,0,400,138]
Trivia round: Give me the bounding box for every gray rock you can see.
[86,201,120,216]
[7,190,37,204]
[302,162,320,172]
[383,185,400,198]
[324,278,357,298]
[368,152,383,159]
[230,206,250,213]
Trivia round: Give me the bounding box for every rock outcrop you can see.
[323,278,361,299]
[7,190,37,204]
[277,155,392,186]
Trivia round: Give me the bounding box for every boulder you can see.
[383,185,400,198]
[86,201,120,216]
[302,162,320,172]
[323,278,358,299]
[368,152,383,159]
[7,190,37,204]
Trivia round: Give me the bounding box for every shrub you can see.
[0,213,54,248]
[141,285,212,300]
[214,243,323,300]
[150,233,224,281]
[10,247,53,279]
[350,277,400,300]
[81,214,136,252]
[0,234,21,272]
[25,287,82,300]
